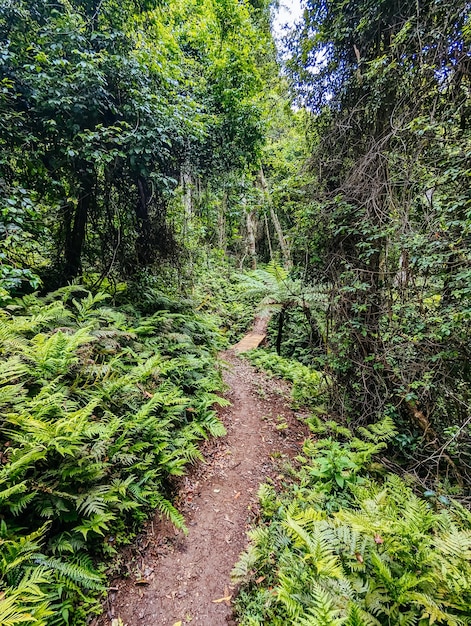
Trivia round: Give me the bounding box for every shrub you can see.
[233,418,471,625]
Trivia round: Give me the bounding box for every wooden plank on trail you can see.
[232,332,266,354]
[231,315,270,354]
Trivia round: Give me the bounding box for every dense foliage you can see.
[2,0,471,623]
[245,349,328,408]
[233,418,471,625]
[0,287,226,624]
[0,0,270,290]
[279,0,471,483]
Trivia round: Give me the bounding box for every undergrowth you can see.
[265,307,315,364]
[233,418,471,625]
[244,349,329,408]
[191,260,260,344]
[0,286,227,625]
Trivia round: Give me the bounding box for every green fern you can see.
[294,584,345,626]
[153,492,187,533]
[36,555,103,591]
[345,604,380,626]
[0,568,52,626]
[0,288,226,623]
[72,291,110,324]
[231,544,260,583]
[357,417,397,443]
[234,428,471,626]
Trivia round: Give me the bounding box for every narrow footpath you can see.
[99,340,308,626]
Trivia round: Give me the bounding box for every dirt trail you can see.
[101,345,308,626]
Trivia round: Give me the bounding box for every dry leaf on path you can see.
[212,594,232,605]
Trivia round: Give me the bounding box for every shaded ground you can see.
[98,341,309,626]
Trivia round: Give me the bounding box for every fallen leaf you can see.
[212,595,232,604]
[135,578,149,585]
[255,575,266,584]
[355,552,364,563]
[173,622,182,626]
[374,533,384,544]
[233,491,241,499]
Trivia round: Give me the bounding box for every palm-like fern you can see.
[0,523,53,626]
[239,262,328,354]
[0,568,52,626]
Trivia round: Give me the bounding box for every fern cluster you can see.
[245,349,329,407]
[233,418,471,625]
[0,288,227,624]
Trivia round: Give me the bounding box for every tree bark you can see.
[63,169,94,281]
[135,176,153,266]
[276,307,286,355]
[181,164,193,224]
[259,168,292,269]
[245,203,257,269]
[218,192,227,251]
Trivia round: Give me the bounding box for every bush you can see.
[245,349,329,407]
[0,288,227,624]
[233,418,471,625]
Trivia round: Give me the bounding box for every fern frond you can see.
[231,544,260,583]
[345,602,381,626]
[434,528,471,559]
[153,492,187,533]
[37,554,103,590]
[198,413,227,437]
[284,516,344,579]
[293,583,345,626]
[0,357,28,386]
[357,417,397,443]
[72,291,110,324]
[0,570,52,626]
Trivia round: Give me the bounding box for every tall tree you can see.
[0,0,270,289]
[288,0,471,470]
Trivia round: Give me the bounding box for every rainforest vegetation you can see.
[1,0,470,624]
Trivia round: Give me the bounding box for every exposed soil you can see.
[98,340,309,626]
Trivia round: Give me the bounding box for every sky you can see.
[272,0,304,41]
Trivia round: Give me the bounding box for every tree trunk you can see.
[181,164,193,224]
[135,176,153,266]
[245,204,257,269]
[259,168,292,269]
[276,307,286,355]
[218,192,227,251]
[63,169,94,281]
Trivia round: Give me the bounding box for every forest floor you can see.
[97,323,309,626]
